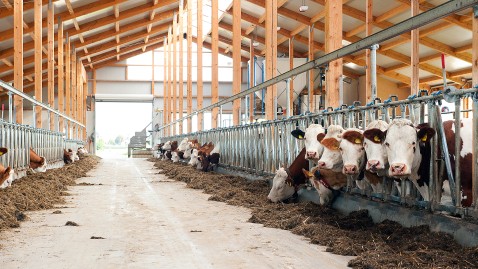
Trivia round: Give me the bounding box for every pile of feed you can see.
[0,155,100,231]
[153,160,478,269]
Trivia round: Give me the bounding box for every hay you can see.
[0,155,100,231]
[153,160,478,269]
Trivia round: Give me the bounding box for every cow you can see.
[291,124,326,162]
[153,143,165,158]
[198,143,220,172]
[384,119,435,201]
[443,118,473,207]
[29,148,47,173]
[64,149,73,164]
[317,125,344,172]
[302,167,347,205]
[162,141,178,161]
[338,128,371,191]
[0,147,14,189]
[78,147,88,156]
[267,148,309,202]
[188,148,199,167]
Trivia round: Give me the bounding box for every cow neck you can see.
[319,177,333,191]
[356,155,367,181]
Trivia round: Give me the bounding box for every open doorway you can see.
[95,102,152,158]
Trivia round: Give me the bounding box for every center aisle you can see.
[0,157,352,269]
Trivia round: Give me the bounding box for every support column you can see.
[58,19,65,133]
[172,13,177,135]
[197,0,204,130]
[308,25,314,112]
[13,0,23,124]
[34,0,42,128]
[289,37,294,115]
[163,37,168,136]
[265,0,278,120]
[325,0,343,108]
[411,0,419,94]
[211,0,219,128]
[71,48,77,139]
[167,28,172,135]
[83,80,87,140]
[66,37,71,137]
[249,38,255,123]
[48,0,55,130]
[152,50,155,96]
[178,2,184,132]
[187,1,193,133]
[472,8,478,208]
[92,68,96,111]
[365,0,373,102]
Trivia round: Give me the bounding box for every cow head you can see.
[170,141,179,151]
[385,119,435,178]
[188,149,199,166]
[317,125,344,171]
[268,167,296,203]
[31,157,47,173]
[162,141,172,151]
[363,121,389,173]
[64,149,73,164]
[339,129,365,175]
[302,168,333,205]
[171,151,180,163]
[183,148,193,159]
[177,138,190,151]
[0,166,13,189]
[291,124,326,161]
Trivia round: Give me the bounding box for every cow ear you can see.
[291,129,306,140]
[302,168,313,178]
[317,133,326,142]
[0,147,7,156]
[417,127,435,142]
[363,128,385,144]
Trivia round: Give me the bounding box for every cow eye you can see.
[338,147,342,151]
[412,141,416,145]
[385,142,390,147]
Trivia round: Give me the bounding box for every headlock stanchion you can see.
[158,87,478,218]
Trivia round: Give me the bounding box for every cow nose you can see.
[318,161,326,168]
[367,160,380,169]
[391,163,406,174]
[306,151,317,158]
[344,165,357,174]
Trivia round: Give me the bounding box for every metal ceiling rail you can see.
[157,0,478,131]
[0,79,85,128]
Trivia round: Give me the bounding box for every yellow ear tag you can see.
[354,138,362,144]
[298,135,303,139]
[0,152,3,156]
[374,136,380,142]
[421,134,427,142]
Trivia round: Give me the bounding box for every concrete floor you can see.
[0,157,353,269]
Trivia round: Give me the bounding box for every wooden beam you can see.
[289,37,294,116]
[167,28,172,135]
[250,37,255,122]
[48,0,54,130]
[197,0,203,130]
[92,68,96,111]
[308,25,315,112]
[65,37,71,138]
[71,48,77,139]
[172,13,177,134]
[264,0,277,120]
[365,0,372,103]
[211,0,219,128]
[233,0,242,124]
[163,37,168,135]
[411,0,419,95]
[58,20,64,133]
[34,0,42,128]
[0,0,52,20]
[325,0,342,108]
[187,1,192,133]
[472,9,478,208]
[13,0,23,124]
[178,3,184,133]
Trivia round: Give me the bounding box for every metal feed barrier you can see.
[159,88,478,217]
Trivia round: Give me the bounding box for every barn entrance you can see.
[95,102,152,158]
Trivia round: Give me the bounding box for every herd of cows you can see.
[0,147,88,189]
[157,117,474,208]
[154,139,220,172]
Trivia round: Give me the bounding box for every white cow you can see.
[0,167,14,189]
[267,168,296,203]
[291,124,326,162]
[384,119,435,200]
[188,149,199,166]
[363,120,389,173]
[317,125,344,172]
[339,128,370,190]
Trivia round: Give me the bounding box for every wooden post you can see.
[365,0,373,103]
[211,0,219,128]
[58,19,65,133]
[71,48,77,139]
[34,0,42,128]
[472,10,478,207]
[163,37,168,135]
[197,0,203,130]
[187,2,193,133]
[152,50,155,96]
[172,13,177,134]
[83,80,87,140]
[289,37,294,115]
[178,4,184,133]
[265,0,278,120]
[249,38,255,123]
[411,0,419,94]
[13,0,23,124]
[92,68,96,111]
[325,0,343,108]
[167,28,172,136]
[48,0,54,130]
[308,25,315,112]
[66,37,71,138]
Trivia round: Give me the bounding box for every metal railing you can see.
[159,87,478,217]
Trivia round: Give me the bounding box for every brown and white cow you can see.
[443,118,473,207]
[64,149,76,164]
[0,147,14,189]
[317,125,344,172]
[30,148,47,173]
[302,167,347,205]
[291,124,326,162]
[198,142,220,172]
[162,141,178,161]
[384,119,435,201]
[268,148,309,202]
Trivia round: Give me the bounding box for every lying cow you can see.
[268,148,309,202]
[302,167,347,205]
[64,149,78,164]
[30,148,47,173]
[198,142,220,172]
[78,147,88,156]
[291,124,326,162]
[0,147,14,189]
[384,119,435,201]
